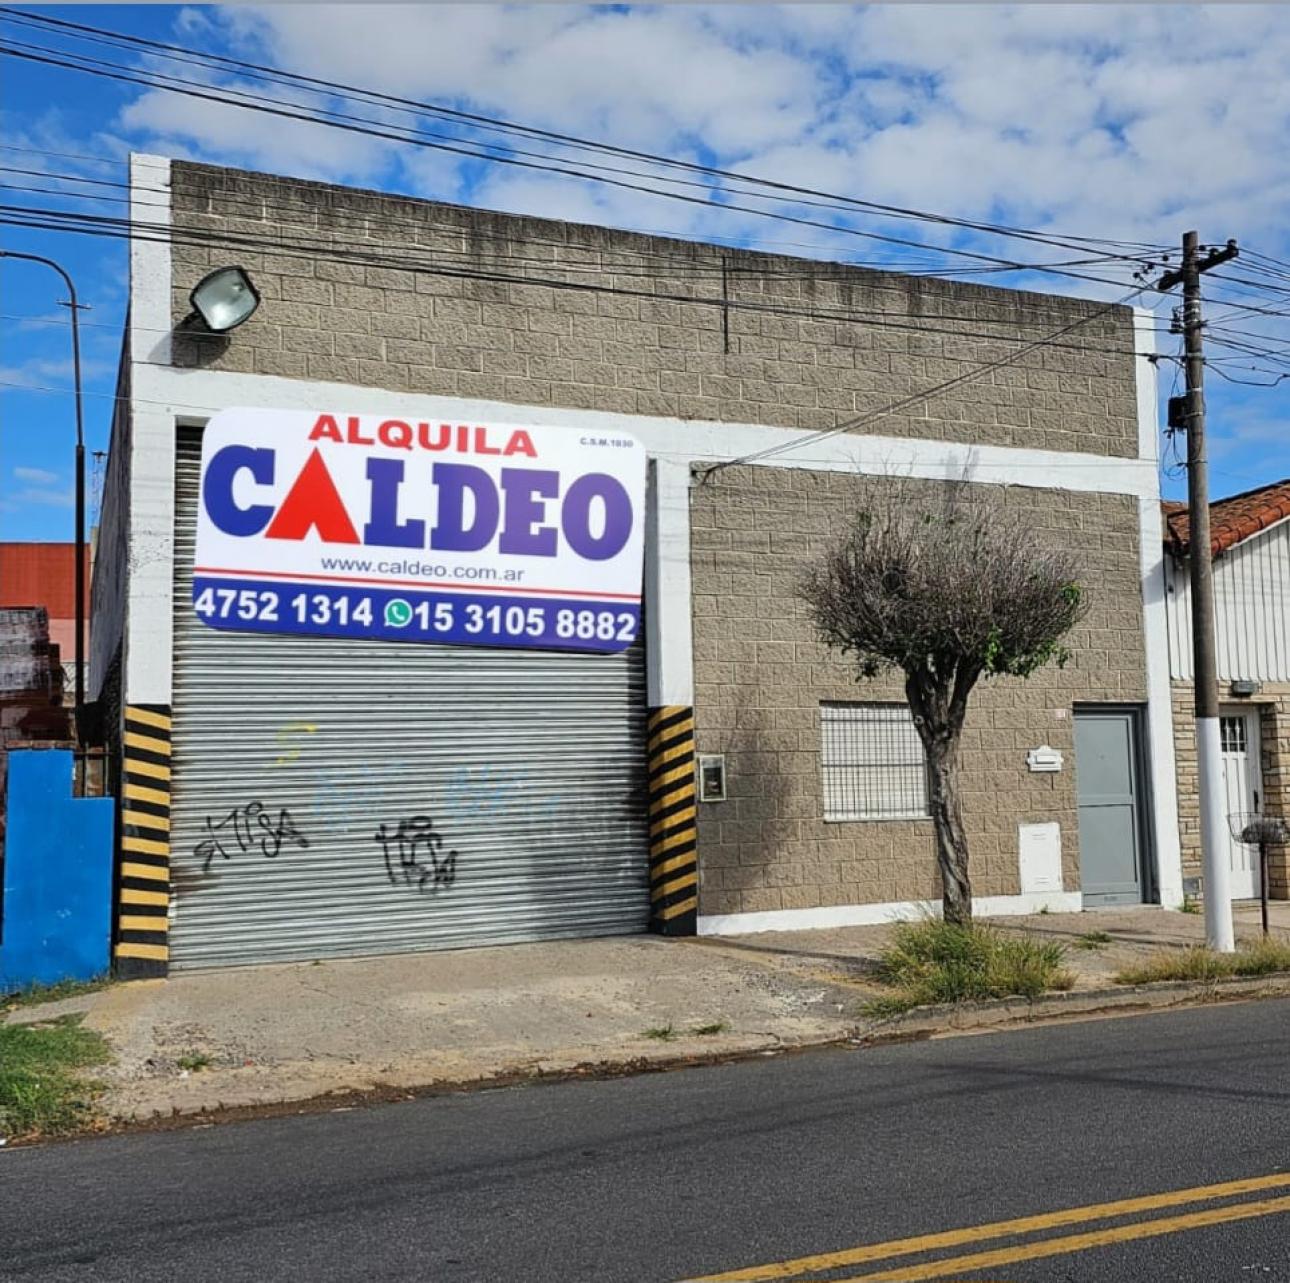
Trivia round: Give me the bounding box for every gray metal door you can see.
[1074,709,1147,905]
[168,427,650,969]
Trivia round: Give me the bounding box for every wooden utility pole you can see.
[1158,232,1239,951]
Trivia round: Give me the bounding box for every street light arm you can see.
[0,249,82,447]
[0,246,88,749]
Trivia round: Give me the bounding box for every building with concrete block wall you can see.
[88,154,1182,975]
[1163,485,1290,904]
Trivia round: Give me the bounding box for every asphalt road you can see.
[3,999,1290,1282]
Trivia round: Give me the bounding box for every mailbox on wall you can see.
[698,754,727,803]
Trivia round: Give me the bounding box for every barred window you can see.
[820,702,930,821]
[1220,716,1247,754]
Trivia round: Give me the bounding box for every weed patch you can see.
[1074,931,1113,951]
[861,920,1074,1017]
[691,1022,728,1037]
[177,1052,213,1073]
[642,1025,676,1042]
[1115,937,1290,985]
[0,1015,110,1138]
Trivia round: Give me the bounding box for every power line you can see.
[700,287,1149,475]
[0,165,1157,288]
[0,6,1170,259]
[0,202,1165,360]
[1206,364,1290,388]
[0,140,125,168]
[0,34,1173,297]
[19,9,1290,351]
[0,141,1188,280]
[0,155,1031,278]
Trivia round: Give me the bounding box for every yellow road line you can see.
[836,1192,1290,1282]
[689,1172,1290,1281]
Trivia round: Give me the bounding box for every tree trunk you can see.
[926,733,972,925]
[905,669,977,925]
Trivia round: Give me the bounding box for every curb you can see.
[852,971,1290,1041]
[12,972,1290,1146]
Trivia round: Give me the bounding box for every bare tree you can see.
[799,481,1087,925]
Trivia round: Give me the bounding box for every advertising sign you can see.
[193,408,645,654]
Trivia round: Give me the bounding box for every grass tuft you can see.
[1234,936,1290,976]
[1074,931,1113,950]
[861,920,1074,1017]
[691,1022,728,1037]
[642,1024,676,1042]
[0,1014,111,1138]
[176,1052,213,1073]
[1,976,110,1014]
[1115,936,1290,986]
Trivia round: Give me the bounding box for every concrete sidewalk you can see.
[10,902,1290,1123]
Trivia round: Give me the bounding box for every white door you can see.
[1220,710,1262,899]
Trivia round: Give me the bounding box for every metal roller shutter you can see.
[168,426,650,969]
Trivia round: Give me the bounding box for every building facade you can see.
[0,542,90,695]
[1164,483,1290,900]
[89,155,1182,977]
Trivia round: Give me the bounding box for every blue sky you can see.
[5,4,1290,540]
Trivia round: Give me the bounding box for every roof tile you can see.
[1163,479,1290,557]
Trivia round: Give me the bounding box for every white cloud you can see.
[5,485,74,511]
[0,108,132,175]
[0,356,114,386]
[13,466,59,485]
[56,1,1290,505]
[95,1,1282,276]
[119,72,396,185]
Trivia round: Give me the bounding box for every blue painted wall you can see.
[0,749,115,991]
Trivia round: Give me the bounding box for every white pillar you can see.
[1197,716,1235,951]
[644,457,694,709]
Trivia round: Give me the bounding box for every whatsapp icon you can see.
[384,598,413,628]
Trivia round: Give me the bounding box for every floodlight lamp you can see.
[187,265,260,333]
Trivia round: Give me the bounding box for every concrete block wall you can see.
[160,159,1156,920]
[167,162,1140,457]
[689,467,1148,916]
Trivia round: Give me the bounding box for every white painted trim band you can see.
[698,891,1085,936]
[131,363,1160,501]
